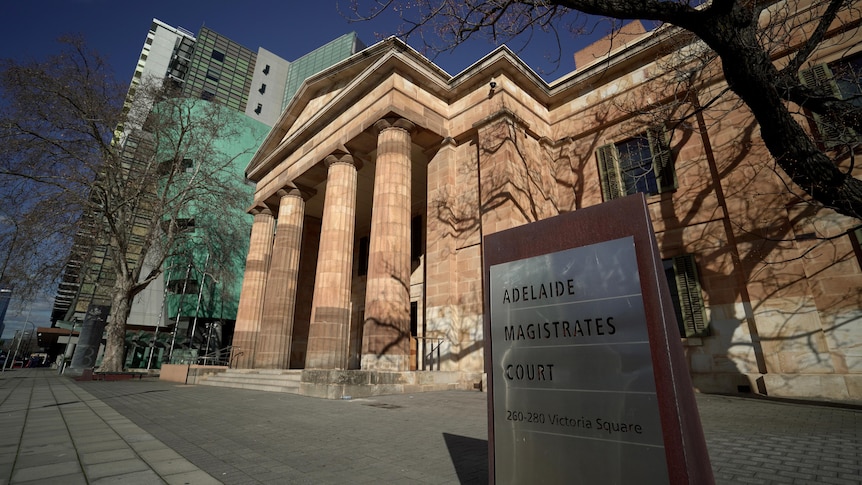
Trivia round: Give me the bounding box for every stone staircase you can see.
[197,369,302,394]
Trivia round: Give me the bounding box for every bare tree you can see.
[0,38,259,371]
[350,0,862,220]
[0,183,73,299]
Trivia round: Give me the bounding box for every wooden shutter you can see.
[851,227,862,271]
[647,126,677,192]
[596,144,622,200]
[672,254,708,337]
[799,64,855,147]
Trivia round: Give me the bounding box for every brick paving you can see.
[2,368,860,484]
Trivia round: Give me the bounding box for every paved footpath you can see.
[1,369,861,484]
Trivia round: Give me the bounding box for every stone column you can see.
[305,153,359,369]
[231,206,274,369]
[254,188,310,369]
[361,117,415,372]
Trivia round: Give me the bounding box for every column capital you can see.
[374,117,416,134]
[277,185,316,201]
[324,151,363,171]
[250,204,273,217]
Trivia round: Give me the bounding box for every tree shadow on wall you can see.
[443,432,488,484]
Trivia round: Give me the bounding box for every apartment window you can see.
[800,52,862,148]
[168,278,199,295]
[201,90,215,101]
[181,158,194,173]
[259,83,267,94]
[663,254,708,338]
[254,103,262,114]
[596,125,676,201]
[211,49,225,62]
[263,64,270,75]
[205,68,220,82]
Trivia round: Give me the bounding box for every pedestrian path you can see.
[2,368,861,484]
[0,368,218,484]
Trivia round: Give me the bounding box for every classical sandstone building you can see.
[229,16,862,401]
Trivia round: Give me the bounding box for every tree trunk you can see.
[687,7,862,219]
[98,279,133,372]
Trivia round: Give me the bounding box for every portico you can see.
[224,27,862,402]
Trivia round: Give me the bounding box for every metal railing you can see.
[196,346,234,367]
[415,337,445,371]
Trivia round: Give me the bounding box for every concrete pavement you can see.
[1,368,860,484]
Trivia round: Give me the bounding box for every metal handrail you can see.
[229,347,243,369]
[415,336,445,371]
[196,346,234,367]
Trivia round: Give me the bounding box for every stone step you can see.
[199,379,300,393]
[223,369,302,377]
[217,371,302,381]
[202,375,300,387]
[198,370,303,393]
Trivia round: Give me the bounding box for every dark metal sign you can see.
[483,194,712,484]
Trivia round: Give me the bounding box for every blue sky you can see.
[0,1,619,339]
[0,1,611,83]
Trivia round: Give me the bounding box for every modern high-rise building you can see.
[122,19,196,134]
[179,26,257,112]
[50,17,366,369]
[282,32,365,109]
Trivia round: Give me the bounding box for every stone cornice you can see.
[245,27,693,183]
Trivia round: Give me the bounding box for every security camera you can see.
[490,80,497,89]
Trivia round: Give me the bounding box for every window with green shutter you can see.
[799,53,862,148]
[663,254,708,338]
[596,125,677,201]
[850,226,862,271]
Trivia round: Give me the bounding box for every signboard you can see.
[483,194,712,484]
[489,236,667,483]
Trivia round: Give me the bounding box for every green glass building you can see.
[282,32,366,109]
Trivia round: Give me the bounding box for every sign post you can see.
[483,194,712,484]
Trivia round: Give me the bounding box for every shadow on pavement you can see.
[444,432,488,484]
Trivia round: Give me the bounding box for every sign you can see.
[490,237,666,483]
[483,194,712,484]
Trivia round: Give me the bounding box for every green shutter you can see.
[596,144,622,201]
[673,254,708,337]
[647,126,677,192]
[799,64,856,147]
[851,227,862,270]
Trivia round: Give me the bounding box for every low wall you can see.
[299,369,485,399]
[159,364,228,384]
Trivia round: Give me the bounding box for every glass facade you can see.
[282,32,365,109]
[181,27,257,112]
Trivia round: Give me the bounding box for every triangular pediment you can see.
[245,37,554,181]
